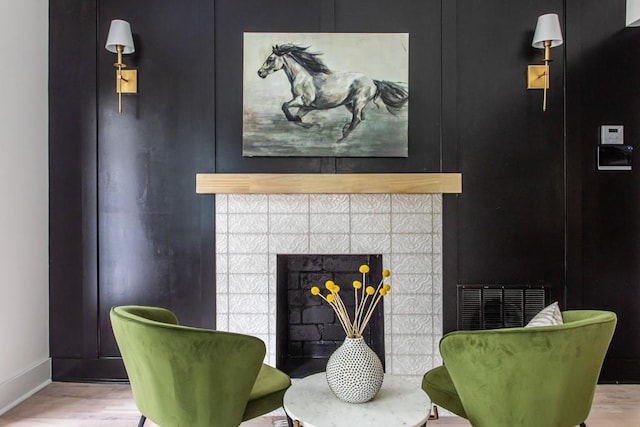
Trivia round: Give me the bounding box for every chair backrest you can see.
[439,310,616,427]
[110,305,266,427]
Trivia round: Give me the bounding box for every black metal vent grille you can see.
[457,285,548,330]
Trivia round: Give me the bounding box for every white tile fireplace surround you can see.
[215,193,443,380]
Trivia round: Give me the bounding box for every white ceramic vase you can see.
[325,336,384,403]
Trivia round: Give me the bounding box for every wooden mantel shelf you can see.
[196,173,462,194]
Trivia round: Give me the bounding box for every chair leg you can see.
[428,405,439,420]
[137,415,146,427]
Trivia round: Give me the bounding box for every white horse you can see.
[257,44,408,142]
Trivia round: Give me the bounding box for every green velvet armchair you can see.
[110,305,291,427]
[422,310,616,427]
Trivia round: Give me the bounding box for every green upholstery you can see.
[422,310,616,427]
[110,306,291,427]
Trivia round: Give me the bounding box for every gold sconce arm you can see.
[113,45,138,114]
[527,40,552,111]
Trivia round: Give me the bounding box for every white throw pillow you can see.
[525,301,563,328]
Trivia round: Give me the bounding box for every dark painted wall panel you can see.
[49,0,99,360]
[573,0,640,382]
[442,0,567,333]
[453,0,565,290]
[96,0,216,357]
[49,0,640,381]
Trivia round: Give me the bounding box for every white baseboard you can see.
[0,359,51,416]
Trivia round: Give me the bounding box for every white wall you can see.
[0,0,50,415]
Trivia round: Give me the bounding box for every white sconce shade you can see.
[627,0,640,27]
[104,19,137,114]
[532,13,564,48]
[105,19,135,54]
[528,13,563,112]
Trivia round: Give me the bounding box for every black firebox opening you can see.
[276,254,385,378]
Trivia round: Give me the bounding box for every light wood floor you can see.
[0,382,638,426]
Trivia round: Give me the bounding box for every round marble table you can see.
[283,372,431,427]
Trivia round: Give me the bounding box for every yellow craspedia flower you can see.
[382,269,391,277]
[365,286,375,295]
[325,280,335,291]
[326,294,335,303]
[379,288,388,296]
[383,284,391,292]
[333,285,341,293]
[310,286,320,295]
[359,264,370,274]
[352,280,362,289]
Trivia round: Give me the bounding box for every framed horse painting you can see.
[243,32,409,157]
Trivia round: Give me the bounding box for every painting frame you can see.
[242,32,409,158]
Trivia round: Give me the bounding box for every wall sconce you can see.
[627,0,640,26]
[105,19,137,114]
[527,13,563,112]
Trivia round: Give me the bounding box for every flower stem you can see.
[360,293,384,334]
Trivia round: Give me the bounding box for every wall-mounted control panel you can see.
[600,125,624,145]
[597,125,632,171]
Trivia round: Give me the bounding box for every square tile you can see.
[390,254,433,274]
[215,233,228,253]
[216,313,229,331]
[269,233,309,253]
[391,355,434,376]
[228,274,270,293]
[350,234,391,254]
[432,273,442,294]
[310,194,350,213]
[228,234,268,254]
[432,254,443,275]
[216,273,229,293]
[269,214,309,234]
[432,233,442,254]
[228,254,269,274]
[228,213,269,234]
[432,295,443,315]
[216,254,228,274]
[432,194,442,213]
[229,293,269,314]
[310,213,350,234]
[391,194,431,213]
[432,211,443,234]
[269,194,309,214]
[351,214,391,234]
[391,334,434,356]
[350,194,391,213]
[392,293,434,314]
[391,314,433,335]
[228,314,269,334]
[310,233,350,253]
[392,234,433,254]
[228,194,268,213]
[391,273,433,294]
[214,194,228,214]
[392,213,433,233]
[215,214,228,234]
[216,294,229,314]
